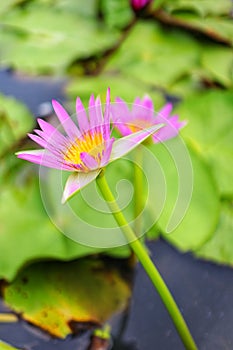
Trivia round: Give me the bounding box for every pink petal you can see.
[80,152,98,170]
[110,124,163,162]
[34,129,66,152]
[88,94,99,129]
[62,170,100,203]
[16,150,71,170]
[103,87,110,124]
[103,88,111,139]
[76,97,90,132]
[37,118,68,145]
[111,98,131,126]
[52,100,80,138]
[28,133,48,148]
[100,138,115,167]
[152,116,187,143]
[142,95,154,110]
[113,122,132,137]
[158,103,173,120]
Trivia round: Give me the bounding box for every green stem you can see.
[96,171,197,350]
[134,145,144,236]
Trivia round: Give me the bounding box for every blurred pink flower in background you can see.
[111,95,186,143]
[130,0,152,11]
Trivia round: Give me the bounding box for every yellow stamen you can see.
[128,119,152,133]
[64,131,105,167]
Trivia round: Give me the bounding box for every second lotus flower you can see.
[111,95,186,143]
[16,89,162,203]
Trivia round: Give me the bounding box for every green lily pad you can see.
[66,73,164,107]
[0,170,108,281]
[148,141,219,250]
[0,94,33,157]
[3,258,131,338]
[195,201,233,266]
[104,21,200,88]
[0,0,22,16]
[0,7,120,75]
[0,340,20,350]
[201,45,233,87]
[176,90,233,196]
[101,0,134,29]
[172,13,233,44]
[164,0,232,17]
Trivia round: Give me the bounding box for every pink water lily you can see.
[130,0,152,11]
[16,89,163,203]
[111,95,186,143]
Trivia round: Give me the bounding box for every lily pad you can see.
[176,90,233,196]
[66,73,164,107]
[0,94,33,157]
[101,0,134,29]
[195,201,233,266]
[104,21,200,88]
[3,258,131,338]
[0,7,120,75]
[0,340,20,350]
[164,0,232,17]
[0,169,108,281]
[172,13,233,44]
[201,45,233,87]
[148,141,220,250]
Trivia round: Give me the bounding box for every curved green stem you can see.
[134,145,144,236]
[96,170,197,350]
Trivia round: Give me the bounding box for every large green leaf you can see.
[0,340,20,350]
[0,170,107,281]
[195,201,233,266]
[148,141,220,250]
[0,0,23,16]
[164,0,232,17]
[0,94,33,157]
[176,90,233,196]
[39,158,144,250]
[66,73,164,107]
[3,258,131,338]
[101,0,134,29]
[0,7,120,75]
[104,21,200,88]
[201,45,233,87]
[172,13,233,45]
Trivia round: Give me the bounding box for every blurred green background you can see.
[0,0,233,340]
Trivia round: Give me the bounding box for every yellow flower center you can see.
[128,119,152,133]
[64,131,105,166]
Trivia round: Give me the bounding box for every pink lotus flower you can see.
[130,0,152,11]
[111,95,186,143]
[16,89,162,203]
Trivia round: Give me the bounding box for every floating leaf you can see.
[104,21,200,88]
[177,90,233,196]
[0,0,23,16]
[0,340,20,350]
[195,201,233,266]
[172,13,233,44]
[66,73,164,107]
[0,172,107,281]
[148,141,219,250]
[164,0,232,17]
[201,45,233,87]
[0,7,120,75]
[101,0,134,29]
[3,258,131,338]
[0,94,33,157]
